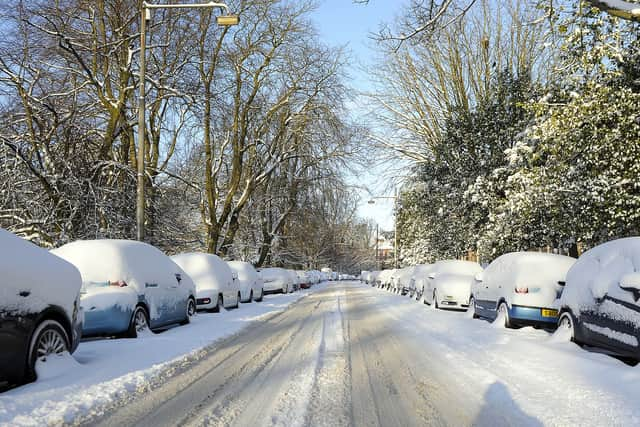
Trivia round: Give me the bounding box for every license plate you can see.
[541,309,558,318]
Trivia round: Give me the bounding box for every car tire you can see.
[180,298,196,325]
[433,291,439,309]
[27,319,70,382]
[212,294,223,313]
[255,288,264,302]
[126,305,150,338]
[248,290,253,303]
[468,297,479,319]
[233,292,241,308]
[497,302,512,328]
[557,311,576,342]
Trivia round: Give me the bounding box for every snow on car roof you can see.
[433,260,483,276]
[1,228,81,316]
[172,253,233,291]
[562,237,640,313]
[53,239,186,293]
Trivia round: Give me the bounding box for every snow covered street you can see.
[4,281,640,426]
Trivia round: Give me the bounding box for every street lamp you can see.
[136,1,238,241]
[367,187,399,269]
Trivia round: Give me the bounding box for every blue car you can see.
[52,240,197,338]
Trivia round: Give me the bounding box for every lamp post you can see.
[368,187,399,269]
[136,1,238,241]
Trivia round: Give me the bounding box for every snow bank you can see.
[0,228,81,319]
[0,285,324,426]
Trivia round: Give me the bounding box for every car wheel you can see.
[556,312,576,342]
[27,319,70,381]
[255,288,264,302]
[212,294,223,313]
[497,302,512,328]
[181,298,196,325]
[248,290,253,303]
[234,292,241,308]
[433,291,439,309]
[127,305,150,338]
[468,297,479,319]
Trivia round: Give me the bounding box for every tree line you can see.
[0,0,373,270]
[367,0,640,264]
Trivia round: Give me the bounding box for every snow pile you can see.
[0,228,81,318]
[562,237,640,314]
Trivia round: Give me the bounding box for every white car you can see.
[171,253,240,311]
[422,260,483,310]
[379,269,396,290]
[258,267,294,294]
[227,261,264,303]
[471,252,575,327]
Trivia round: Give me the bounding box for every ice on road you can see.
[89,282,640,427]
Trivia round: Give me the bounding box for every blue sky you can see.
[310,0,407,230]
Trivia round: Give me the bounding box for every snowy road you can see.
[81,281,640,427]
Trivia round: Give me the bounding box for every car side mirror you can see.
[557,281,566,286]
[620,273,640,301]
[428,273,436,279]
[175,273,182,284]
[474,272,483,282]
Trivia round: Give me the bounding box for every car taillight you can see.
[515,287,529,294]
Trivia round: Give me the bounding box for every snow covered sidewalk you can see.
[0,284,324,427]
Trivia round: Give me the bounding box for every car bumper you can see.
[509,305,558,325]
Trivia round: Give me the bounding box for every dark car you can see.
[557,237,640,359]
[0,229,82,390]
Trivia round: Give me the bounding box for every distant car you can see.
[392,266,418,295]
[296,270,312,289]
[54,240,197,339]
[227,261,264,303]
[361,270,370,283]
[471,252,575,327]
[557,237,640,359]
[408,264,434,300]
[379,269,396,290]
[288,269,301,291]
[258,267,294,294]
[172,253,240,311]
[421,261,483,310]
[0,229,82,389]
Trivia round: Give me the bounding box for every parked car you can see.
[379,269,396,290]
[0,229,83,389]
[392,266,418,295]
[258,267,294,294]
[422,260,483,310]
[471,252,575,327]
[296,270,312,289]
[172,253,240,311]
[408,264,434,300]
[227,261,264,303]
[361,270,370,283]
[557,237,640,359]
[54,240,197,339]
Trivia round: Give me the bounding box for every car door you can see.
[478,260,500,317]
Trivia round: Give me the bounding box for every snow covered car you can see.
[379,269,396,290]
[53,240,197,338]
[409,264,434,300]
[361,270,370,283]
[0,229,82,389]
[296,270,312,289]
[288,269,301,291]
[227,261,264,303]
[258,267,294,294]
[422,260,483,310]
[393,266,418,295]
[557,237,640,359]
[471,252,575,327]
[172,253,240,311]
